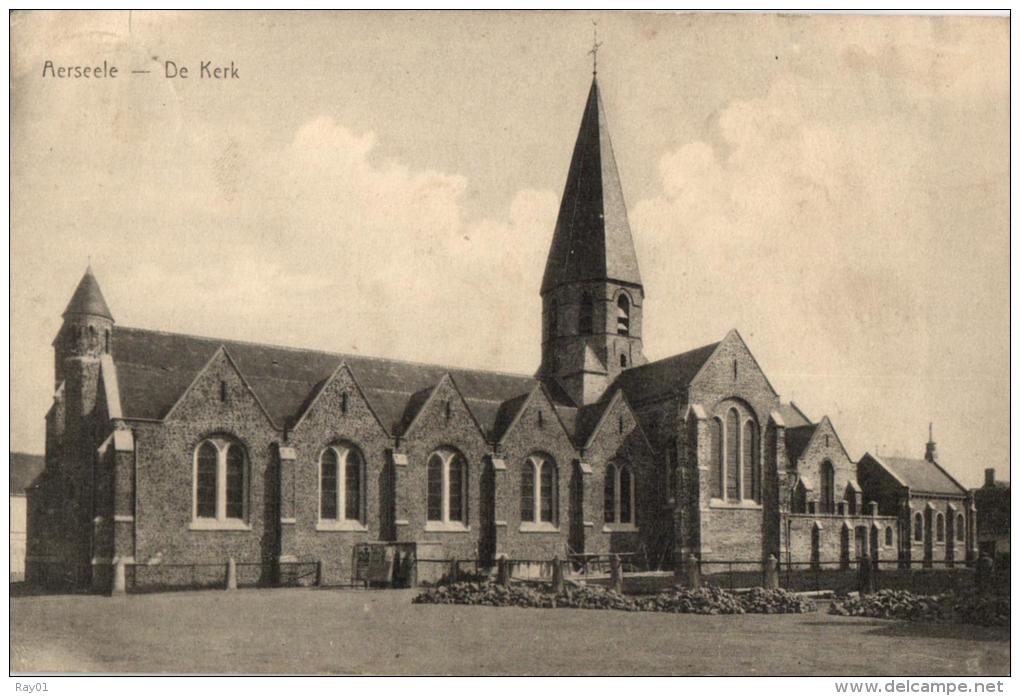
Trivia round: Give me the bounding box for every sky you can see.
[10,11,1009,487]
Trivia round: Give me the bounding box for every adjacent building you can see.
[973,468,1010,561]
[10,452,45,580]
[857,431,975,568]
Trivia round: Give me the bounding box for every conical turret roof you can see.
[63,266,113,320]
[541,77,642,295]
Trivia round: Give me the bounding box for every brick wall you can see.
[907,493,970,566]
[394,377,491,561]
[581,394,660,563]
[790,418,860,513]
[130,351,279,578]
[786,513,898,566]
[283,365,394,585]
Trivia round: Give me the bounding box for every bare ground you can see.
[9,587,1009,675]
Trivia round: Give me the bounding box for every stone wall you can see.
[787,513,898,566]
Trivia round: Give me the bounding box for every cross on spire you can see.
[588,21,603,75]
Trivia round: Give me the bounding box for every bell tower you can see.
[538,74,645,405]
[53,265,114,391]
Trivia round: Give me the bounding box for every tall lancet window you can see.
[616,294,630,336]
[578,293,594,335]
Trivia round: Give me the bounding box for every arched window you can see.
[104,329,111,354]
[741,419,759,501]
[320,449,339,520]
[666,440,679,501]
[616,294,630,336]
[936,513,945,542]
[710,417,723,499]
[820,461,835,514]
[956,514,965,542]
[578,293,594,335]
[845,486,857,516]
[620,354,628,368]
[522,454,557,525]
[619,465,633,523]
[604,461,636,525]
[885,526,894,547]
[319,444,365,524]
[913,512,924,542]
[196,442,218,519]
[793,480,808,514]
[427,449,467,525]
[725,408,739,500]
[225,444,245,520]
[193,437,248,525]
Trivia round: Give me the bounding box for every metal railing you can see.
[125,560,319,594]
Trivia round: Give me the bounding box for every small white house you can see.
[10,452,44,581]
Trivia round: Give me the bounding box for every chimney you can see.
[985,468,995,488]
[925,422,938,462]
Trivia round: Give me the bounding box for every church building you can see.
[26,72,979,592]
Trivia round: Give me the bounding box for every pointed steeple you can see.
[541,77,642,295]
[63,265,113,321]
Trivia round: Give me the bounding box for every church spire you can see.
[540,76,642,296]
[539,71,646,405]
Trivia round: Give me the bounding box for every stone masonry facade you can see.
[26,74,979,592]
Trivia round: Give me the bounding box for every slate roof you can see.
[10,452,44,495]
[784,424,817,464]
[112,326,578,443]
[778,402,812,428]
[613,341,720,405]
[63,266,113,320]
[541,77,642,294]
[878,456,967,496]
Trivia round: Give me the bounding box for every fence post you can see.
[858,556,874,596]
[407,552,418,589]
[552,556,564,594]
[685,554,701,590]
[975,554,994,595]
[764,555,779,590]
[610,554,623,593]
[497,556,509,587]
[315,559,324,587]
[226,558,238,590]
[110,557,126,596]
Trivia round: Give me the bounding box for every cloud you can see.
[79,115,560,373]
[632,75,931,373]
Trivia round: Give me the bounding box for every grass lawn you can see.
[10,587,1009,675]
